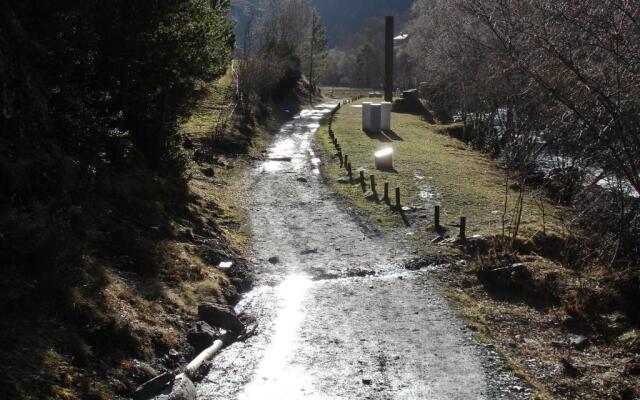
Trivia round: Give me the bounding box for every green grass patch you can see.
[316,98,562,238]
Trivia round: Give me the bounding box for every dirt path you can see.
[197,103,532,399]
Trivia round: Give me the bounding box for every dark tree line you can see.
[0,3,235,396]
[1,0,234,180]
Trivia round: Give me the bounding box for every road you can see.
[197,103,532,399]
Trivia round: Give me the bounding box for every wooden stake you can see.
[460,217,467,240]
[395,187,401,209]
[347,163,353,183]
[383,183,389,203]
[344,155,349,170]
[360,171,366,191]
[434,206,440,230]
[370,175,376,193]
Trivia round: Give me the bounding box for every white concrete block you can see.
[362,102,372,131]
[375,147,394,170]
[381,102,392,131]
[370,104,382,132]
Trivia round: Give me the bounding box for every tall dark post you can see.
[384,16,394,102]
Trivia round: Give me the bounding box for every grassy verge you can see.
[0,66,311,399]
[317,97,561,238]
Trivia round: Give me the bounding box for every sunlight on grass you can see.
[316,97,562,238]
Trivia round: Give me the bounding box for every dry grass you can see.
[316,97,562,239]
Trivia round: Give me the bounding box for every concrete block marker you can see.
[370,104,382,132]
[375,147,394,170]
[362,102,372,131]
[381,101,392,130]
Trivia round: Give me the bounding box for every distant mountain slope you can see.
[232,0,414,47]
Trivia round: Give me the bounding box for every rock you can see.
[187,322,217,353]
[296,177,308,183]
[167,349,180,361]
[127,360,160,386]
[268,256,280,264]
[625,361,640,376]
[156,374,196,400]
[561,357,582,377]
[300,248,318,255]
[478,262,532,290]
[214,158,231,169]
[134,372,173,400]
[200,167,214,177]
[362,378,373,385]
[197,303,244,333]
[337,177,350,184]
[218,261,233,270]
[569,335,589,350]
[183,136,194,150]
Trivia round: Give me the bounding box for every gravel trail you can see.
[197,103,532,399]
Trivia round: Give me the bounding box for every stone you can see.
[478,262,532,290]
[187,322,217,353]
[625,361,640,376]
[127,360,160,386]
[268,256,280,264]
[296,177,308,183]
[561,357,582,377]
[569,335,590,350]
[337,177,350,184]
[197,303,244,333]
[158,374,196,400]
[134,372,173,400]
[201,167,214,177]
[362,378,373,385]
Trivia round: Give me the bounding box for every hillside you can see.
[232,0,414,47]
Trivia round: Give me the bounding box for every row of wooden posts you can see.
[328,97,467,240]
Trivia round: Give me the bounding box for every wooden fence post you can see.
[347,163,353,183]
[344,155,349,170]
[459,217,466,240]
[434,206,440,230]
[383,183,389,203]
[395,187,401,209]
[370,175,376,193]
[360,171,366,191]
